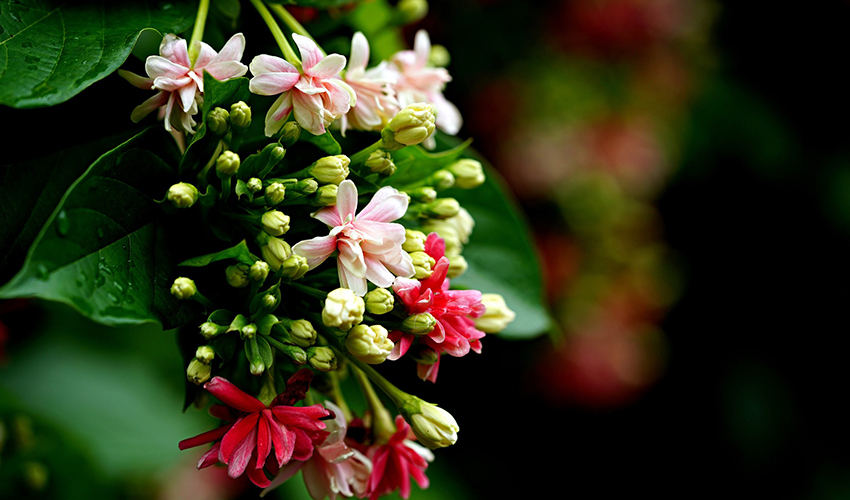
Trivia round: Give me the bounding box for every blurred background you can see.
[3,0,850,498]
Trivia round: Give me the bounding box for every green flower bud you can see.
[405,399,459,449]
[346,324,393,364]
[225,263,250,288]
[262,210,291,236]
[311,155,350,185]
[397,0,428,23]
[216,151,241,178]
[424,198,460,219]
[281,254,309,280]
[429,170,455,191]
[474,293,516,333]
[408,187,437,203]
[365,149,396,176]
[410,251,436,280]
[364,288,395,315]
[289,319,317,348]
[409,345,439,365]
[262,294,277,308]
[448,159,485,189]
[170,277,197,300]
[296,178,319,195]
[195,345,215,364]
[241,323,257,339]
[207,107,230,136]
[403,229,428,253]
[383,103,437,148]
[230,101,252,131]
[166,182,199,209]
[282,344,308,365]
[186,358,212,385]
[271,145,286,164]
[247,177,263,193]
[401,312,437,335]
[261,237,291,271]
[322,288,365,331]
[250,260,270,282]
[446,254,468,279]
[429,44,450,67]
[281,121,301,145]
[265,182,286,205]
[308,346,337,372]
[199,321,224,339]
[315,184,338,206]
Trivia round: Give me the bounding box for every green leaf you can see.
[0,127,196,329]
[268,0,364,8]
[0,0,196,108]
[256,335,274,368]
[178,239,255,267]
[300,130,342,156]
[384,139,472,188]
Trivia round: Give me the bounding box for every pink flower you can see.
[249,34,356,137]
[389,233,486,382]
[390,30,462,136]
[365,415,433,500]
[120,33,248,133]
[340,32,400,136]
[292,180,414,296]
[178,370,331,488]
[262,402,372,499]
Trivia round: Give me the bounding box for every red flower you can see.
[366,415,433,500]
[178,369,331,488]
[389,233,486,382]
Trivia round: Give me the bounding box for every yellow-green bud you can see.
[383,102,437,148]
[410,345,439,365]
[230,101,252,131]
[281,254,309,280]
[297,178,319,195]
[346,324,393,364]
[474,293,516,333]
[261,237,291,271]
[410,251,435,280]
[408,186,437,203]
[364,288,395,315]
[216,150,241,177]
[262,210,291,236]
[407,400,459,449]
[271,145,286,163]
[195,345,215,364]
[282,121,301,144]
[401,312,437,335]
[429,44,450,67]
[424,198,460,218]
[262,294,277,308]
[225,263,250,288]
[247,177,263,193]
[199,322,222,339]
[170,277,196,300]
[402,229,427,253]
[308,346,337,372]
[167,182,199,209]
[315,184,338,206]
[311,155,350,185]
[187,358,212,385]
[207,107,230,136]
[265,182,286,205]
[241,323,257,339]
[365,150,396,175]
[448,159,485,189]
[430,170,455,190]
[289,319,317,348]
[397,0,428,22]
[446,254,468,279]
[250,260,270,282]
[322,288,365,331]
[445,208,475,245]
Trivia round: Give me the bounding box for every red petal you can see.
[247,463,272,488]
[204,377,265,413]
[220,413,260,464]
[178,423,232,450]
[255,410,273,469]
[270,369,314,406]
[197,442,222,469]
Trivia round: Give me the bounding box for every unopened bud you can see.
[448,159,485,189]
[474,293,516,333]
[265,182,286,205]
[250,261,270,283]
[225,263,250,288]
[247,177,263,193]
[446,254,468,279]
[262,294,277,308]
[410,251,435,280]
[405,399,459,449]
[296,178,319,195]
[429,170,455,190]
[397,0,428,22]
[250,359,265,376]
[281,121,301,144]
[311,155,350,185]
[429,44,450,67]
[322,288,365,331]
[424,198,460,219]
[207,107,230,136]
[346,324,393,364]
[195,345,215,364]
[262,210,291,236]
[365,150,396,175]
[402,229,427,253]
[315,184,338,206]
[281,254,309,280]
[199,322,223,339]
[271,145,286,163]
[167,182,199,209]
[187,358,212,385]
[409,345,439,365]
[261,237,291,271]
[171,277,196,300]
[289,319,317,348]
[364,288,395,315]
[216,151,241,177]
[383,103,437,148]
[230,101,252,131]
[401,312,437,335]
[308,346,337,372]
[408,187,437,203]
[241,323,257,339]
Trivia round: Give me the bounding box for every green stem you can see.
[350,362,396,443]
[187,0,211,65]
[328,369,353,422]
[288,282,327,300]
[249,0,302,68]
[349,140,385,165]
[268,3,326,56]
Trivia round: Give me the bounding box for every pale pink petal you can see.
[302,461,333,500]
[295,75,329,96]
[177,82,197,112]
[413,30,431,67]
[293,33,323,72]
[381,248,415,278]
[293,234,338,269]
[322,79,355,116]
[118,70,153,90]
[212,33,246,65]
[250,72,301,95]
[260,461,305,498]
[292,90,327,135]
[160,35,190,67]
[336,180,358,221]
[130,91,169,122]
[250,54,299,76]
[162,91,176,132]
[309,53,346,79]
[339,262,368,296]
[357,186,408,222]
[338,239,367,278]
[192,41,217,70]
[363,256,395,288]
[348,32,370,74]
[205,60,248,81]
[313,205,343,228]
[145,55,188,80]
[432,92,463,135]
[264,93,293,137]
[152,75,192,92]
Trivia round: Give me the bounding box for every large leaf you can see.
[0,0,196,108]
[384,139,471,188]
[0,127,196,329]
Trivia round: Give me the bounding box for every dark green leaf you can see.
[300,130,342,156]
[384,139,471,188]
[0,127,196,329]
[256,335,274,368]
[178,239,255,267]
[0,0,196,108]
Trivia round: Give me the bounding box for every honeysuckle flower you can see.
[293,180,415,296]
[390,30,462,137]
[261,402,372,499]
[178,370,331,489]
[340,32,401,136]
[389,233,486,382]
[365,415,433,500]
[120,33,248,133]
[249,34,356,137]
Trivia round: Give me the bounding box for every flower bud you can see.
[365,150,396,176]
[402,229,427,253]
[296,178,319,195]
[207,107,230,136]
[265,182,286,205]
[322,288,365,331]
[408,187,437,203]
[448,159,485,189]
[262,210,291,236]
[429,44,450,67]
[170,277,196,300]
[311,155,350,185]
[282,345,308,365]
[186,358,212,385]
[409,251,435,280]
[446,254,468,279]
[429,170,455,190]
[166,182,199,209]
[199,321,223,339]
[270,145,286,164]
[261,237,291,271]
[247,177,263,193]
[401,312,437,335]
[397,0,428,23]
[409,345,439,365]
[195,345,215,364]
[424,198,460,219]
[346,324,393,364]
[216,151,241,178]
[281,254,309,280]
[241,323,257,339]
[474,293,516,333]
[289,319,317,348]
[308,346,337,372]
[230,101,252,131]
[315,184,338,206]
[250,260,270,282]
[262,294,277,308]
[407,400,459,449]
[281,121,301,144]
[383,103,437,148]
[446,208,475,244]
[225,263,250,288]
[364,288,394,315]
